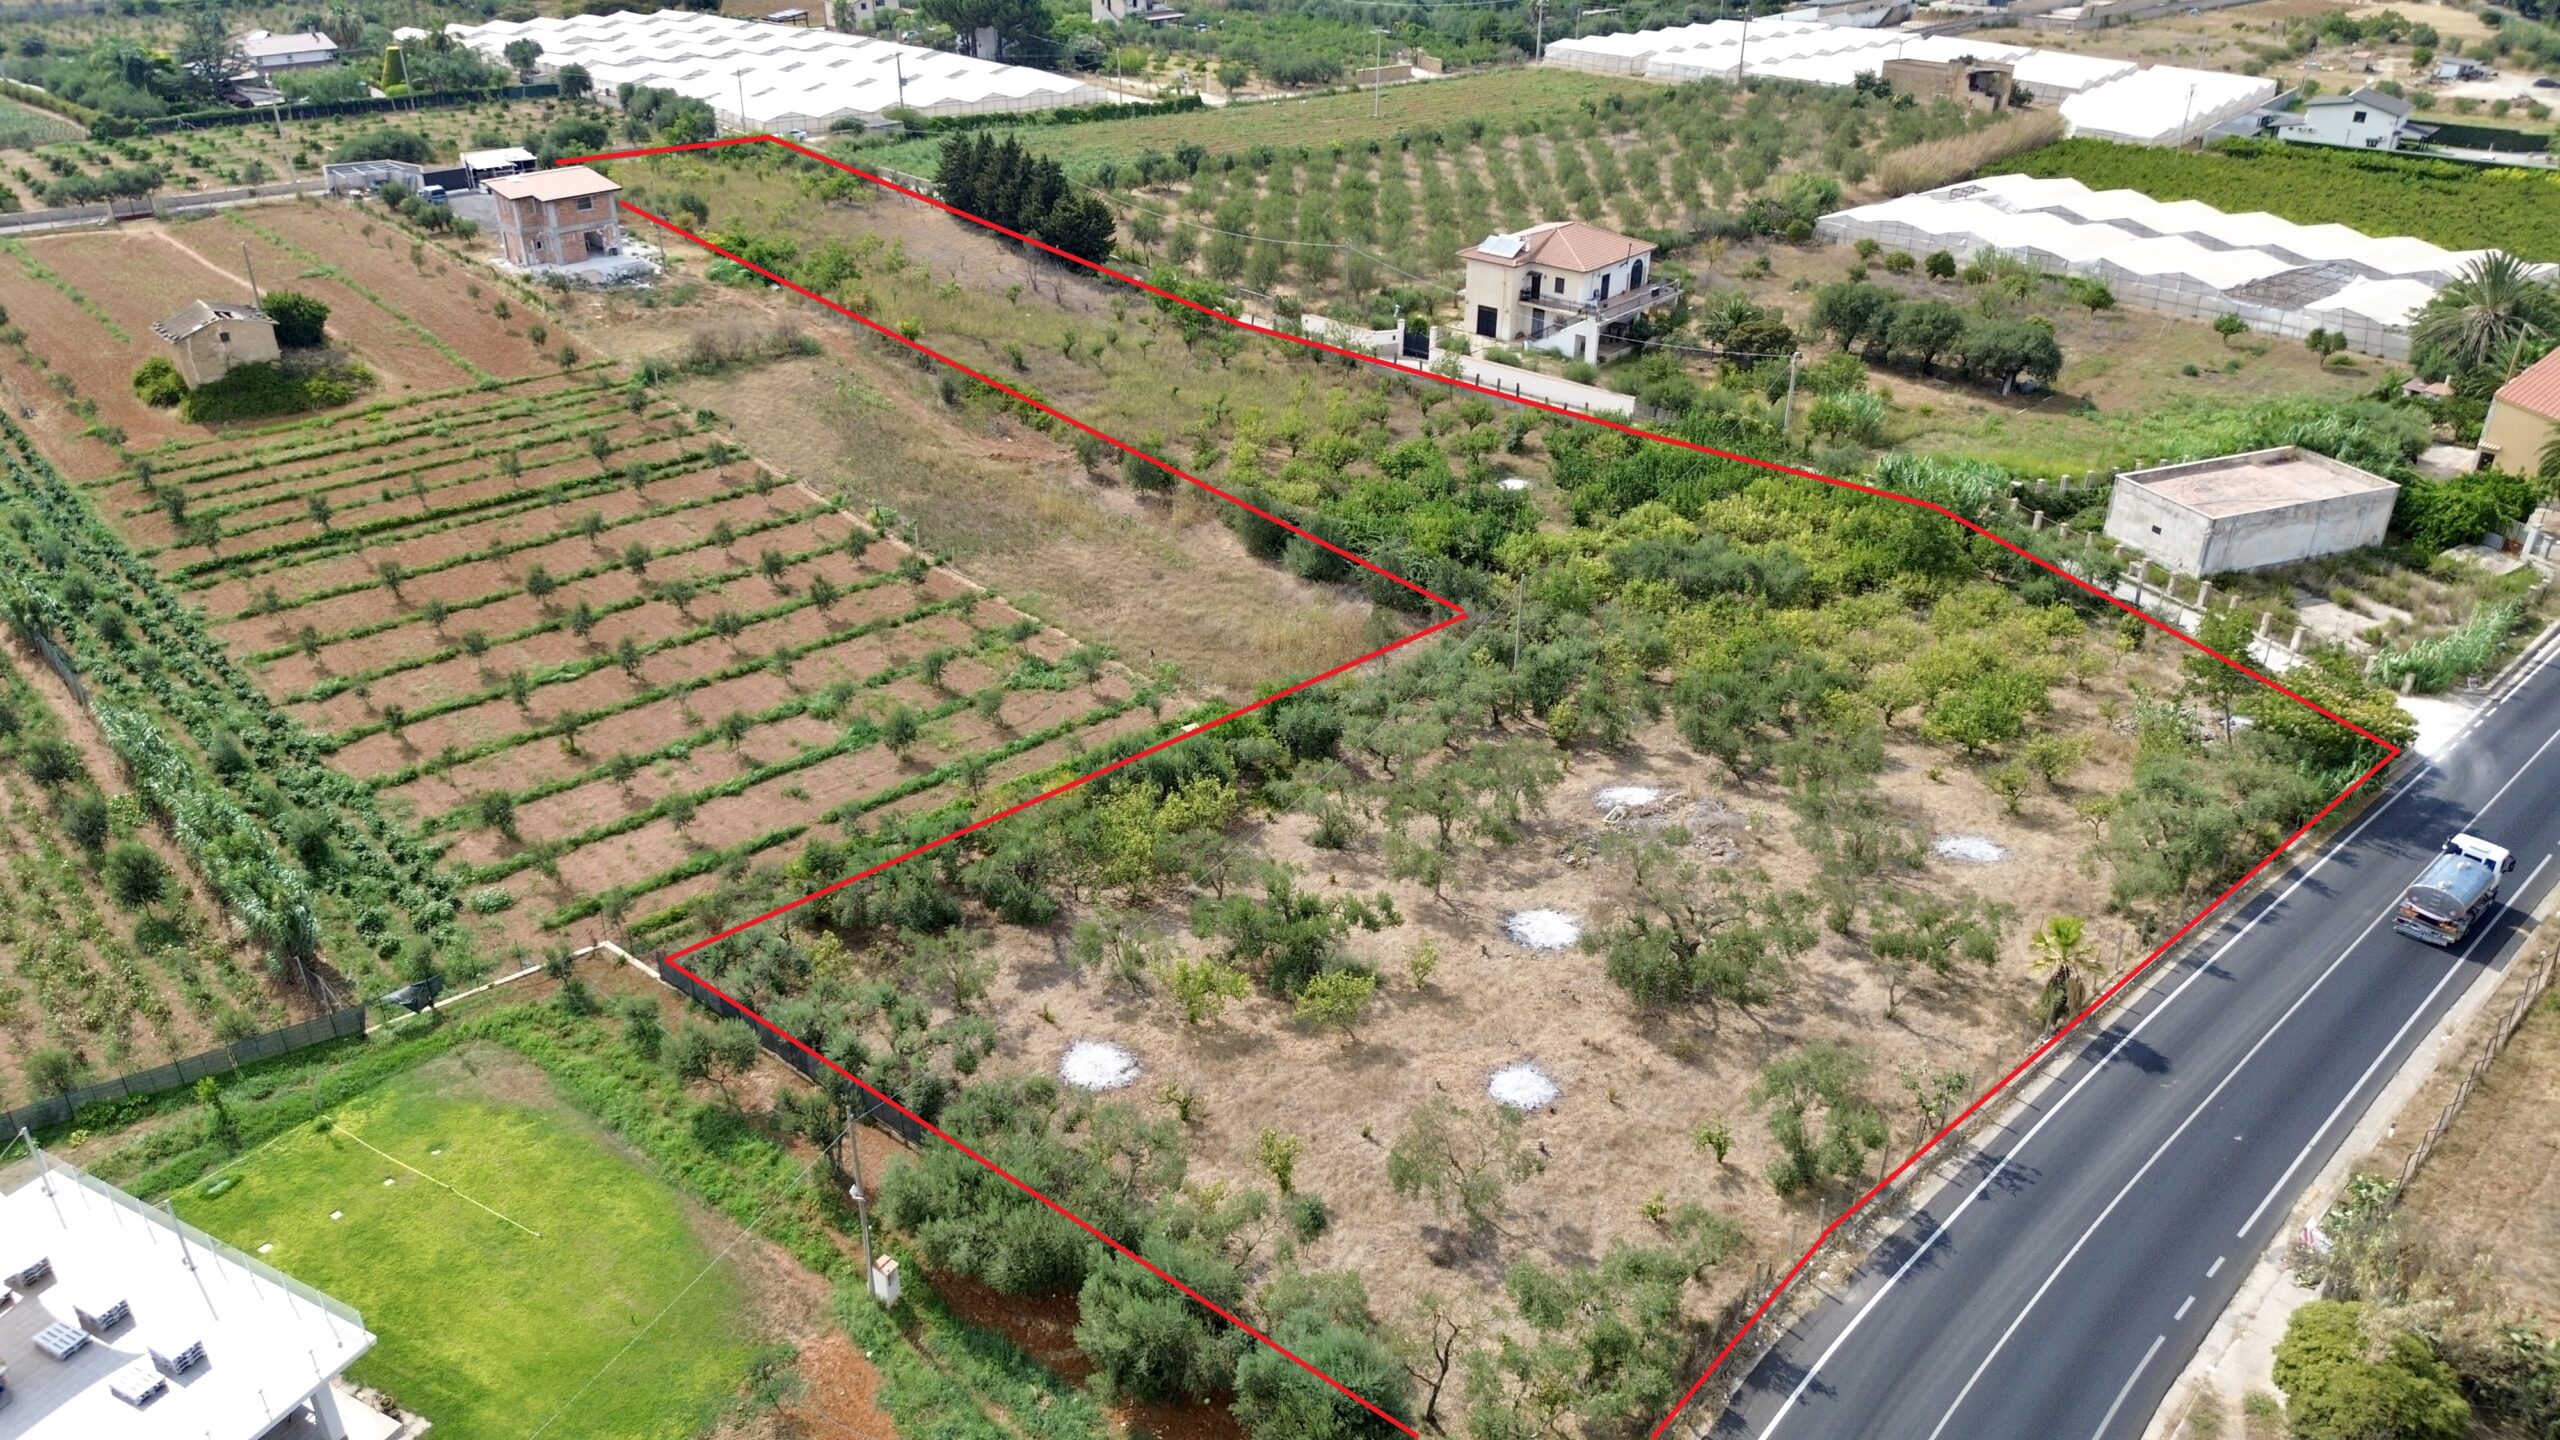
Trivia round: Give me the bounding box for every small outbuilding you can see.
[2104,446,2399,574]
[151,300,280,386]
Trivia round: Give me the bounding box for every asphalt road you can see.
[1709,626,2560,1440]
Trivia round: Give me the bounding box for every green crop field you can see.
[0,95,80,152]
[186,1047,756,1440]
[845,67,1654,180]
[2009,137,2560,259]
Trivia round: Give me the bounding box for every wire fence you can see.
[2392,936,2558,1194]
[0,1005,368,1137]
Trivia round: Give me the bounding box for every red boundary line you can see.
[560,134,2403,1438]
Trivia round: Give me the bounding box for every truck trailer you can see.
[2393,833,2514,946]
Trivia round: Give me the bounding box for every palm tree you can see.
[2409,253,2557,376]
[2027,915,2100,1028]
[2539,431,2560,487]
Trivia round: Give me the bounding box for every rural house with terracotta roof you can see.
[2481,347,2560,477]
[484,165,627,270]
[1458,220,1682,362]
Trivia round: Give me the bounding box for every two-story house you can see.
[485,165,626,269]
[1457,221,1680,361]
[2273,86,2435,151]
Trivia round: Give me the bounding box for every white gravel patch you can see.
[1931,835,2009,865]
[1489,1063,1560,1110]
[1593,785,1664,809]
[1059,1040,1140,1092]
[1505,909,1583,949]
[1497,476,1534,492]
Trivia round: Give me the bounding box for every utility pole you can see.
[242,242,263,308]
[844,1117,877,1290]
[1780,349,1801,435]
[736,68,749,134]
[1372,27,1387,118]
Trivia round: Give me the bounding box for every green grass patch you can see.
[186,1047,757,1440]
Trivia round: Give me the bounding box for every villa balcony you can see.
[1517,278,1683,324]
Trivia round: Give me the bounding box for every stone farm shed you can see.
[151,300,279,386]
[2104,446,2400,575]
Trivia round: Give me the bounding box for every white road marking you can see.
[2206,1255,2225,1279]
[2234,850,2553,1238]
[2175,1295,2195,1321]
[2090,1336,2168,1440]
[1749,677,2560,1440]
[1916,892,2416,1440]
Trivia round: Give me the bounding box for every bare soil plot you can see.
[89,363,1159,957]
[2393,983,2560,1326]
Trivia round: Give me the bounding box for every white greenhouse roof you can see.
[2059,65,2276,145]
[449,10,1121,127]
[1548,17,2221,117]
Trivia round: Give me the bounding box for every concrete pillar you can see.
[2057,522,2071,541]
[2399,673,2416,696]
[2290,625,2306,653]
[2257,610,2272,636]
[311,1385,351,1440]
[2197,580,2213,610]
[2031,510,2045,531]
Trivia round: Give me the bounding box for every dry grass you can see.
[2395,986,2560,1326]
[1866,109,2065,198]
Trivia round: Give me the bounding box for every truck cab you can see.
[2394,833,2514,946]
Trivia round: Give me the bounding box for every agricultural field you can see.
[0,643,298,1104]
[185,1040,770,1440]
[839,74,2057,311]
[2008,136,2560,259]
[82,361,1162,951]
[508,140,2416,1440]
[0,96,571,211]
[0,198,555,478]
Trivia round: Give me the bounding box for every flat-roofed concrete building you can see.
[0,1151,383,1440]
[2104,446,2400,574]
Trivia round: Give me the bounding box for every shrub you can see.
[264,290,330,347]
[131,358,185,408]
[178,361,372,423]
[2272,1301,2469,1440]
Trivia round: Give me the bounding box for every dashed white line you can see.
[2206,1255,2225,1279]
[2174,1295,2195,1321]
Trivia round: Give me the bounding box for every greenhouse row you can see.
[1814,176,2543,358]
[449,11,1122,129]
[1545,18,2270,145]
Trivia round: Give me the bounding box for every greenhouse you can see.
[1546,18,2237,141]
[1815,175,2540,357]
[448,11,1121,130]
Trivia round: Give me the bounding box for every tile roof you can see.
[484,165,623,203]
[1460,220,1654,272]
[151,300,270,342]
[2494,345,2560,421]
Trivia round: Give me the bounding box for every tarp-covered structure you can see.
[449,10,1121,130]
[1815,173,2541,357]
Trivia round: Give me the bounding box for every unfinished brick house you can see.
[484,164,626,269]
